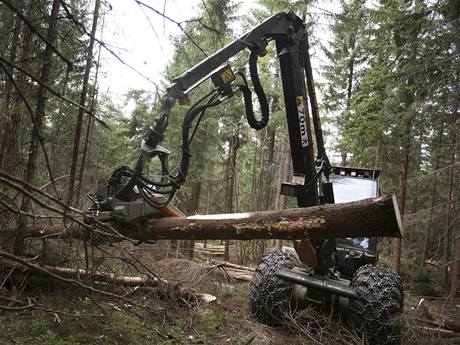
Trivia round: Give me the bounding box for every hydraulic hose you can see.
[244,49,270,130]
[176,97,221,185]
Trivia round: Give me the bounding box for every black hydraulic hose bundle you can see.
[108,48,271,209]
[125,92,221,210]
[177,93,221,185]
[240,50,270,130]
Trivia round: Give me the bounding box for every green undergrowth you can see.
[0,284,281,345]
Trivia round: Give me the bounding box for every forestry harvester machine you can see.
[87,12,403,344]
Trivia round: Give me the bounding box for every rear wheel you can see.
[349,264,403,345]
[250,249,300,324]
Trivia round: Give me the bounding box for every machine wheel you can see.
[349,264,403,345]
[250,249,300,324]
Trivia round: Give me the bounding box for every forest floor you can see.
[0,257,459,345]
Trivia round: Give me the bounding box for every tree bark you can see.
[450,236,460,300]
[445,127,457,290]
[24,194,402,241]
[420,129,443,267]
[67,0,101,206]
[15,0,61,255]
[275,143,291,249]
[392,116,412,273]
[258,125,276,259]
[76,32,104,209]
[185,181,201,260]
[0,4,22,174]
[223,128,241,260]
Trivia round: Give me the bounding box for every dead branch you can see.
[418,300,460,332]
[0,172,133,243]
[0,250,201,306]
[0,56,108,128]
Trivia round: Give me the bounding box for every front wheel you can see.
[249,249,300,324]
[349,264,404,345]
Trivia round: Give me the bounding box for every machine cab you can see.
[329,166,380,278]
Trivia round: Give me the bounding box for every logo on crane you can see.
[296,96,309,147]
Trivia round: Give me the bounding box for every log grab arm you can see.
[87,11,333,219]
[84,11,401,255]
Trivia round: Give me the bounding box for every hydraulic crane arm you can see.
[87,11,332,229]
[169,12,304,95]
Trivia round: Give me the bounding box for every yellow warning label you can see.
[220,69,235,84]
[296,96,304,107]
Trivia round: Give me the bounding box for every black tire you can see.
[250,249,300,324]
[349,264,403,345]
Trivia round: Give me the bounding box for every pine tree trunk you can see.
[67,0,100,206]
[338,38,356,166]
[258,125,276,256]
[203,148,214,250]
[420,129,443,266]
[444,128,457,290]
[0,7,22,174]
[186,181,201,260]
[392,117,412,273]
[276,144,291,249]
[15,0,61,256]
[224,130,241,260]
[407,131,423,256]
[76,26,104,209]
[450,236,460,299]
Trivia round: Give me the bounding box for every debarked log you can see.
[23,194,402,241]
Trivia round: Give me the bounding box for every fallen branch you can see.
[418,299,460,332]
[412,325,460,338]
[0,251,202,304]
[196,259,255,282]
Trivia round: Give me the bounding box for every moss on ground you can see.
[0,284,290,345]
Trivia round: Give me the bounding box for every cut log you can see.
[128,194,402,240]
[24,194,401,241]
[0,258,202,303]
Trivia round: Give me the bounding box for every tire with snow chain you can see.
[250,249,300,325]
[349,264,403,345]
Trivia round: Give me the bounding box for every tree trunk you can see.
[24,194,402,241]
[0,5,22,174]
[392,116,412,273]
[0,1,32,176]
[445,127,457,290]
[450,237,460,300]
[420,129,443,266]
[223,129,241,261]
[275,143,291,249]
[203,153,214,249]
[76,29,104,209]
[185,181,201,260]
[258,125,276,259]
[67,0,101,206]
[15,0,61,255]
[337,39,356,167]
